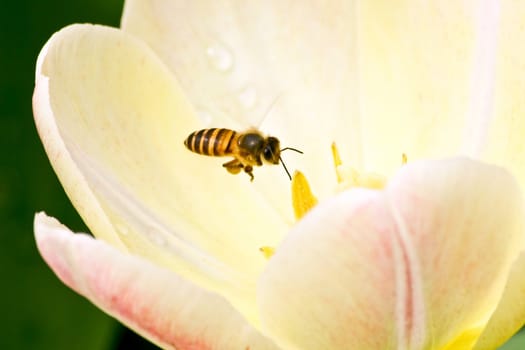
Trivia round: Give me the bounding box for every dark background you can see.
[0,1,523,349]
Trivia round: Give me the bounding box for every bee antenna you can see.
[278,147,303,180]
[279,156,293,181]
[280,147,303,154]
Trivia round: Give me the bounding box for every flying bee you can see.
[184,128,302,181]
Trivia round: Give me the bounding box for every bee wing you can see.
[251,92,283,128]
[192,89,283,131]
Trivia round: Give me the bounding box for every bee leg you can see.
[244,165,254,182]
[223,159,243,175]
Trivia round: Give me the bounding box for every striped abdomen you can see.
[184,128,238,156]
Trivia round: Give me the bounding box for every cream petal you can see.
[34,212,280,350]
[473,252,525,350]
[33,36,125,250]
[122,0,363,196]
[478,2,525,190]
[258,158,525,350]
[33,24,287,323]
[358,2,500,175]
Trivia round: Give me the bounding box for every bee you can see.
[184,128,302,181]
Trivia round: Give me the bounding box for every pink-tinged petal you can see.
[259,188,401,349]
[473,252,525,350]
[387,158,525,349]
[258,158,525,350]
[33,24,289,323]
[35,212,280,350]
[121,0,362,196]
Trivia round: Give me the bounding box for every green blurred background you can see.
[0,1,524,349]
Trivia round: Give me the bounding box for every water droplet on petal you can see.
[238,86,258,110]
[147,227,167,246]
[206,43,234,72]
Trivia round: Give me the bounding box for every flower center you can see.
[260,143,406,259]
[330,142,388,193]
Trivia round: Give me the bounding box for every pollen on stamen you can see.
[402,153,408,165]
[263,145,404,262]
[332,142,387,190]
[291,171,318,220]
[259,172,317,261]
[259,246,275,259]
[331,142,343,183]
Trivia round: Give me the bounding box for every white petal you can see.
[478,2,525,191]
[357,2,493,174]
[33,23,285,322]
[386,158,525,349]
[258,158,525,350]
[259,188,400,349]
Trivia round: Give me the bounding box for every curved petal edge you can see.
[33,24,125,248]
[34,212,280,350]
[258,157,525,350]
[474,252,525,350]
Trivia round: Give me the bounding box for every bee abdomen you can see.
[184,128,237,156]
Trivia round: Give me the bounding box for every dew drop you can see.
[238,86,258,110]
[147,227,167,246]
[206,43,234,72]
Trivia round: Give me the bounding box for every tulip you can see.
[33,1,525,349]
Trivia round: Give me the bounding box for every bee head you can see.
[262,137,281,164]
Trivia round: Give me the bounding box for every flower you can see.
[33,1,525,349]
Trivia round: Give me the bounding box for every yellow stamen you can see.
[331,142,343,183]
[259,246,275,259]
[352,172,386,190]
[441,327,483,350]
[264,145,398,260]
[260,172,317,260]
[291,171,318,220]
[332,142,387,190]
[402,153,408,165]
